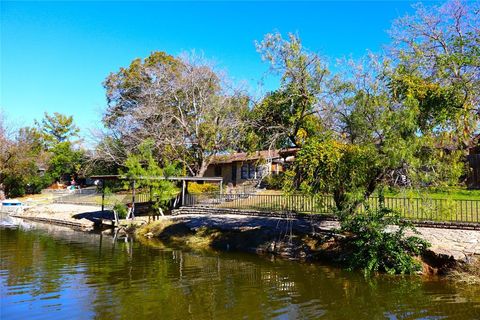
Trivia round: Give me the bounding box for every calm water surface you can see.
[1,214,479,320]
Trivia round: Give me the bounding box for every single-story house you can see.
[204,148,298,186]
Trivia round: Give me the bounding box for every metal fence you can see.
[53,188,154,208]
[53,188,180,214]
[184,193,480,224]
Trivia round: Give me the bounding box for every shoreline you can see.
[5,203,480,278]
[134,213,480,278]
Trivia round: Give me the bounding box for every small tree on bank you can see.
[121,140,180,215]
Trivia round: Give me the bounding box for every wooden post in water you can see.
[131,180,136,219]
[101,179,105,213]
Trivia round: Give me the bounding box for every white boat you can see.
[1,199,26,214]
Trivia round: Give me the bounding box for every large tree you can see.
[286,1,478,211]
[388,0,479,144]
[0,113,11,179]
[251,32,331,149]
[99,52,248,176]
[36,112,80,147]
[37,112,85,182]
[288,53,465,211]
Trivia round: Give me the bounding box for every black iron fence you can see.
[184,193,480,224]
[53,189,160,207]
[53,188,181,215]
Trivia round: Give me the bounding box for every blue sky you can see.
[1,1,418,139]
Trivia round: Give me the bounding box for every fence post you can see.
[101,179,105,213]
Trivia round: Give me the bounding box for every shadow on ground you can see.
[72,210,114,222]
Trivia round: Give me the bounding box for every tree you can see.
[0,126,50,197]
[36,112,85,183]
[388,0,480,144]
[252,32,331,149]
[122,140,180,213]
[287,54,465,211]
[37,112,80,146]
[101,51,248,176]
[286,138,381,211]
[0,113,11,183]
[47,141,85,182]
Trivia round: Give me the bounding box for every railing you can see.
[53,190,157,207]
[184,193,480,224]
[54,190,181,213]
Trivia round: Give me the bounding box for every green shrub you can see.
[339,205,430,275]
[27,174,54,194]
[263,173,285,190]
[188,182,219,194]
[4,175,26,198]
[113,203,128,219]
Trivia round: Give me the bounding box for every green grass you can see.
[383,187,480,201]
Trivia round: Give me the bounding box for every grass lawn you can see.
[258,187,480,200]
[383,187,480,201]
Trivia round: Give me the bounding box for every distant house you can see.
[204,148,298,186]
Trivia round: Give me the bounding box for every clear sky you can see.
[1,1,418,140]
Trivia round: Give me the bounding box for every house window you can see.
[248,164,255,179]
[256,165,264,178]
[241,163,264,179]
[241,164,248,179]
[214,165,222,176]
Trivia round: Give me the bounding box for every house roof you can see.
[211,148,299,164]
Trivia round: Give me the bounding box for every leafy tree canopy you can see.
[36,112,80,146]
[100,51,248,177]
[251,32,330,149]
[121,139,181,210]
[388,0,479,143]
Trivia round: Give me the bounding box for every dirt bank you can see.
[135,214,480,277]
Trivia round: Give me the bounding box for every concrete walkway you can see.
[10,203,106,230]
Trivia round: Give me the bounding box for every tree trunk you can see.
[333,189,347,212]
[196,159,210,177]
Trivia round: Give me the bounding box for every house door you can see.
[231,163,237,184]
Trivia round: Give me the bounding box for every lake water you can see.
[1,214,479,319]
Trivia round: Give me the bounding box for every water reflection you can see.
[1,216,479,319]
